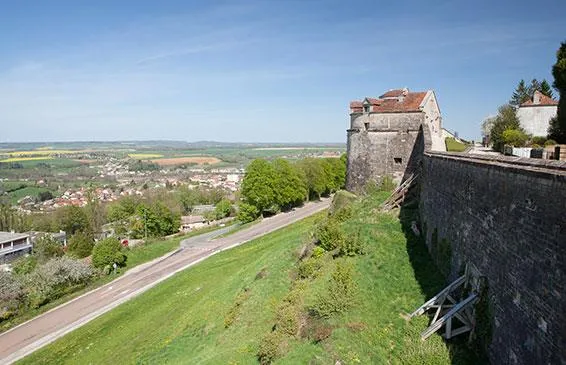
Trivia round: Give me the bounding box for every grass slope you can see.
[445,137,467,152]
[19,194,477,365]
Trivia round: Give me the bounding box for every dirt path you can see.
[0,198,330,364]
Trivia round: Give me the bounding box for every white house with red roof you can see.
[517,90,558,137]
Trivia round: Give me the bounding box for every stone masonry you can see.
[420,152,566,364]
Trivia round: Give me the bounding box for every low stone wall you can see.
[419,152,566,364]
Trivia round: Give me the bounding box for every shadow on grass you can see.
[398,196,488,365]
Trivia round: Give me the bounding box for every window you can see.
[364,122,369,130]
[394,157,402,164]
[363,105,370,113]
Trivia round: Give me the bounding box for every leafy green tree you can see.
[91,238,127,269]
[502,129,529,147]
[489,104,522,152]
[33,235,64,263]
[548,42,566,142]
[214,199,233,220]
[237,203,259,223]
[272,159,307,210]
[67,231,95,258]
[241,159,277,213]
[540,79,554,98]
[297,158,327,200]
[0,203,30,232]
[134,201,180,238]
[56,205,92,236]
[510,79,530,106]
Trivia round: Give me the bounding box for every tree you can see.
[56,205,92,236]
[481,116,496,138]
[237,203,259,223]
[107,196,141,222]
[489,104,522,152]
[296,158,327,200]
[241,159,277,214]
[502,129,529,147]
[67,231,95,259]
[510,79,530,107]
[91,238,127,269]
[272,159,307,210]
[540,79,554,98]
[133,201,180,238]
[528,79,541,98]
[548,42,566,142]
[214,199,232,220]
[33,235,64,263]
[38,191,54,202]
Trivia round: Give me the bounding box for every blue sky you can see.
[0,0,565,143]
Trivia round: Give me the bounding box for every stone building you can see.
[346,88,444,191]
[517,90,558,137]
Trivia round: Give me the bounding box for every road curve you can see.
[0,198,330,364]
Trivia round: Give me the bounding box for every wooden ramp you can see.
[381,173,419,211]
[408,265,481,340]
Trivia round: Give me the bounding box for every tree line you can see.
[238,155,346,223]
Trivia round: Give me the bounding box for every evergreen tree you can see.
[540,79,554,98]
[527,79,541,98]
[548,42,566,142]
[510,79,530,107]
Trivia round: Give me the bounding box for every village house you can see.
[517,90,558,137]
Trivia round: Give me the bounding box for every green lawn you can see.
[445,137,467,152]
[18,193,481,365]
[7,186,52,204]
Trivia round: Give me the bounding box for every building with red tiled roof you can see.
[517,91,558,137]
[346,88,445,191]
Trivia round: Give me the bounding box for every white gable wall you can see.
[517,105,557,137]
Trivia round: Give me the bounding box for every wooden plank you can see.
[421,293,478,340]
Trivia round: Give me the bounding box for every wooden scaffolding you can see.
[408,264,482,340]
[381,173,419,211]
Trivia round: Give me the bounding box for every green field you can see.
[7,186,52,204]
[445,138,467,152]
[18,192,482,365]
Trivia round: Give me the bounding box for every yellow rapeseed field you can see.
[1,156,54,162]
[128,153,164,159]
[9,150,76,157]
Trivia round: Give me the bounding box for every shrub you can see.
[300,313,333,343]
[214,199,233,220]
[329,190,356,215]
[257,331,286,365]
[0,271,25,319]
[544,139,557,146]
[297,257,322,279]
[11,255,37,276]
[502,129,528,147]
[237,202,259,223]
[311,261,358,317]
[224,288,251,328]
[530,136,547,146]
[314,219,364,256]
[379,175,396,192]
[67,232,95,259]
[311,246,325,259]
[332,205,353,223]
[275,303,300,336]
[91,238,127,269]
[33,235,64,263]
[24,257,96,308]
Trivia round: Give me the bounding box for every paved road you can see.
[0,198,330,364]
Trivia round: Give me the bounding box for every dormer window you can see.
[363,105,370,113]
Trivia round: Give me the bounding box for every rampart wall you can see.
[419,152,566,364]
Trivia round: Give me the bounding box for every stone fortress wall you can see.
[419,152,566,364]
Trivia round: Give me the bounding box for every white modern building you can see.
[0,231,32,263]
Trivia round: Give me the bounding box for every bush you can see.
[91,238,127,269]
[237,202,259,223]
[275,303,300,336]
[297,257,322,279]
[300,314,333,343]
[544,139,557,146]
[25,257,96,308]
[314,219,364,256]
[329,190,357,215]
[257,331,286,365]
[67,232,95,259]
[214,199,233,220]
[0,271,25,319]
[502,129,528,147]
[33,235,64,263]
[311,261,358,318]
[379,175,396,192]
[530,136,547,146]
[11,255,37,276]
[311,246,325,259]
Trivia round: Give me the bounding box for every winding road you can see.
[0,198,330,364]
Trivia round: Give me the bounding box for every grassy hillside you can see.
[19,192,481,364]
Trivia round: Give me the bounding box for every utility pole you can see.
[144,209,147,240]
